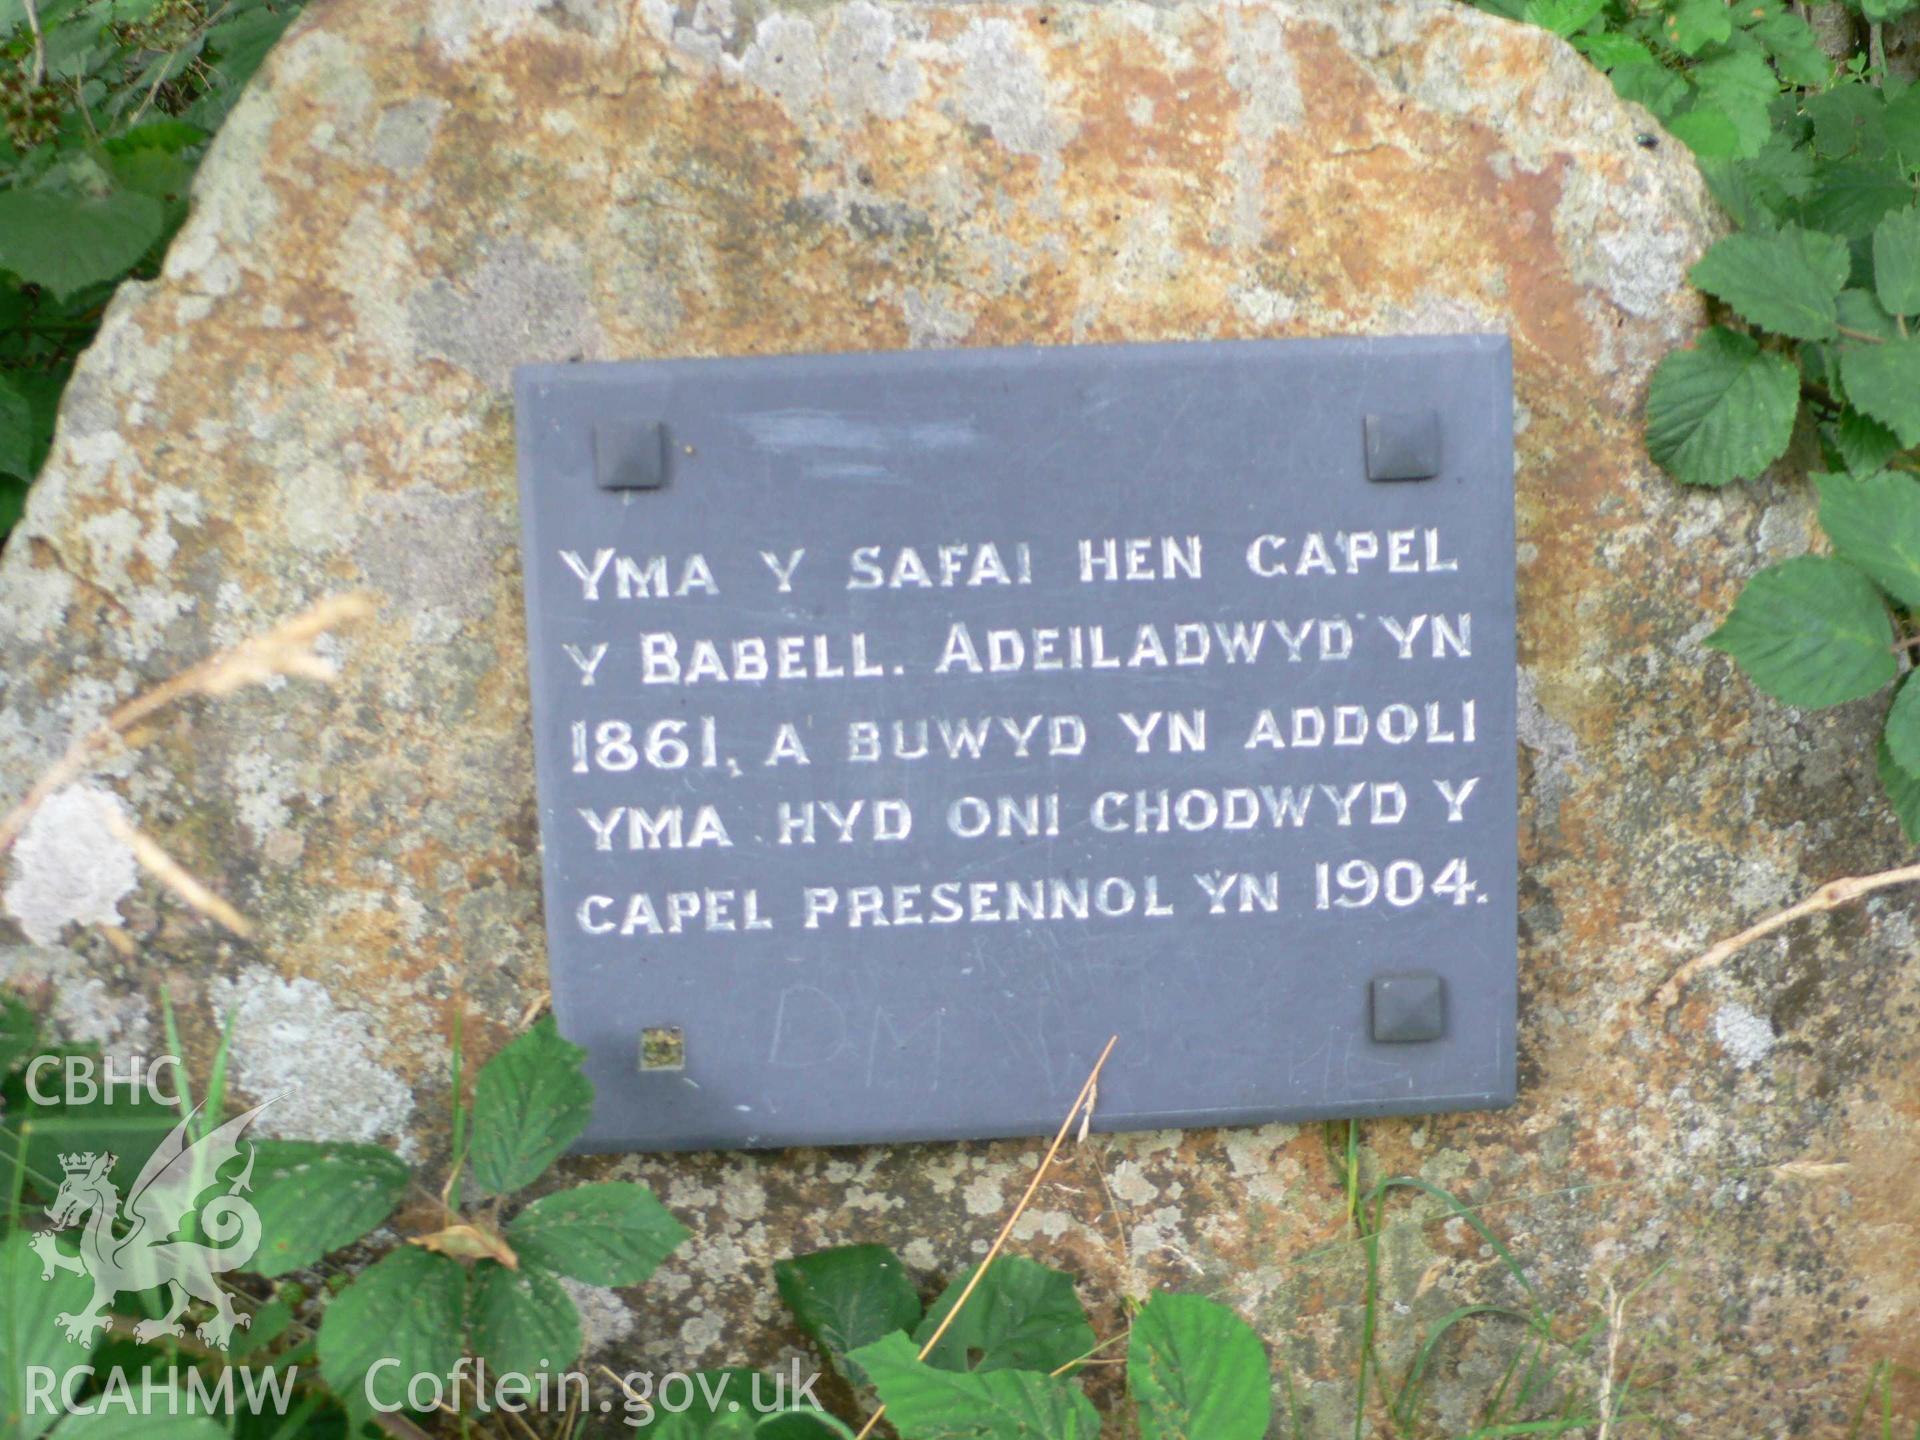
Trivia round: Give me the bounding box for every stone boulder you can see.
[3,0,1914,1429]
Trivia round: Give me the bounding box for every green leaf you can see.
[1860,0,1918,19]
[1128,1294,1272,1440]
[14,1081,177,1196]
[1573,32,1655,69]
[507,1180,687,1286]
[0,1230,97,1440]
[468,1017,592,1197]
[1666,103,1745,158]
[1665,0,1733,54]
[222,1296,292,1356]
[1522,0,1603,36]
[1706,555,1897,706]
[1838,286,1901,340]
[1877,736,1920,843]
[1887,83,1920,172]
[468,1261,582,1376]
[0,379,32,480]
[0,187,163,300]
[1807,83,1890,161]
[1873,206,1920,316]
[913,1257,1094,1376]
[755,1412,858,1440]
[1644,327,1799,487]
[245,1140,410,1278]
[57,1389,229,1439]
[1834,409,1904,475]
[1818,470,1920,608]
[1751,11,1831,87]
[317,1246,465,1418]
[775,1244,922,1383]
[1841,337,1920,446]
[630,1369,764,1436]
[0,479,23,539]
[1689,225,1850,338]
[1610,61,1689,119]
[1689,49,1778,157]
[0,997,36,1077]
[853,1332,1100,1440]
[1801,158,1912,239]
[1885,672,1920,778]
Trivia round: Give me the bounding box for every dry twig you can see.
[0,593,374,860]
[95,798,254,938]
[851,1036,1119,1440]
[1653,859,1920,1011]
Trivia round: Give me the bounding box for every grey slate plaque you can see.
[513,335,1517,1151]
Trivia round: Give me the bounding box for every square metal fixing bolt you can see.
[594,420,669,490]
[1364,410,1442,482]
[1370,972,1446,1043]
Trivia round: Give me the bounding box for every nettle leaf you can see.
[1690,225,1849,339]
[0,1231,97,1440]
[1834,409,1904,476]
[468,1261,583,1377]
[507,1180,687,1286]
[245,1140,410,1278]
[1610,61,1689,120]
[318,1246,466,1419]
[1666,103,1745,159]
[1573,32,1654,69]
[1817,470,1920,608]
[1872,206,1920,316]
[775,1244,923,1383]
[853,1332,1100,1440]
[1128,1294,1272,1440]
[1706,555,1896,706]
[914,1257,1095,1376]
[1841,337,1920,446]
[1665,0,1733,54]
[0,186,164,300]
[1877,737,1920,844]
[468,1016,593,1196]
[1644,327,1799,487]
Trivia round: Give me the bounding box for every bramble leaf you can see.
[1883,673,1920,779]
[1840,337,1920,446]
[318,1246,466,1419]
[468,1016,593,1196]
[1817,470,1920,609]
[914,1257,1095,1376]
[1834,410,1903,475]
[1689,225,1849,339]
[1665,0,1733,53]
[1128,1293,1272,1440]
[1706,555,1896,707]
[0,186,164,300]
[1644,327,1799,487]
[1872,206,1920,316]
[1877,737,1920,844]
[468,1261,583,1376]
[507,1180,687,1286]
[853,1332,1100,1440]
[245,1140,411,1278]
[775,1244,922,1383]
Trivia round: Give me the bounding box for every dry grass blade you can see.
[851,1035,1118,1440]
[1654,860,1920,1011]
[0,592,375,858]
[95,797,254,939]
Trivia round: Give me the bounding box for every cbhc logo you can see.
[24,1054,183,1107]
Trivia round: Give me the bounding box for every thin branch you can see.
[19,0,43,85]
[851,1036,1118,1440]
[0,593,375,859]
[94,798,253,938]
[1653,861,1920,1010]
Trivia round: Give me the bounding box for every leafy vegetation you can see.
[1469,0,1920,839]
[0,0,302,537]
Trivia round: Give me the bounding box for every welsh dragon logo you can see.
[31,1102,272,1347]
